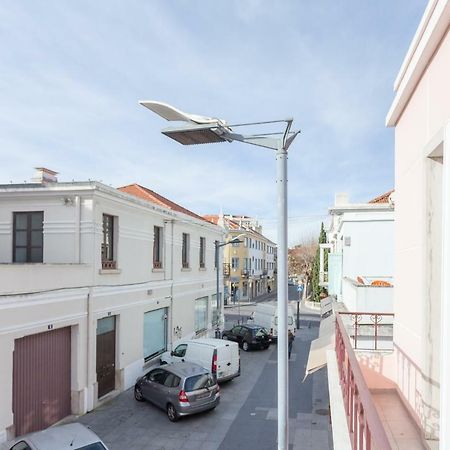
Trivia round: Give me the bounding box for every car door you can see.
[142,368,169,407]
[229,326,241,343]
[240,327,251,344]
[170,343,188,363]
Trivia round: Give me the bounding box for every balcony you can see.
[223,263,231,277]
[241,268,250,278]
[334,312,427,449]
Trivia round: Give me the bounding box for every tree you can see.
[288,238,317,300]
[311,222,328,301]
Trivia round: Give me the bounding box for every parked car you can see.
[0,423,108,450]
[247,302,296,340]
[134,362,220,422]
[221,324,271,351]
[160,338,240,383]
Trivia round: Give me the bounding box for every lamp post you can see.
[214,235,244,337]
[140,101,300,450]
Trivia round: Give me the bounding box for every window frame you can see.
[13,211,44,263]
[153,225,163,269]
[199,236,206,268]
[182,232,190,268]
[102,214,116,269]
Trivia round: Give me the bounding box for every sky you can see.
[0,0,427,245]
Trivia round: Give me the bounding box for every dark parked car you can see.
[134,362,220,422]
[222,324,271,351]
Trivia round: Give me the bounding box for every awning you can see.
[320,296,333,316]
[303,314,336,381]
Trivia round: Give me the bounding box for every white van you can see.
[247,302,296,340]
[160,338,240,383]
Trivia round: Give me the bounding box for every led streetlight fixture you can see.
[140,100,300,450]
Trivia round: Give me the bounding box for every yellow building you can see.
[203,214,277,303]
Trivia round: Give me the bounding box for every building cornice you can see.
[386,0,450,126]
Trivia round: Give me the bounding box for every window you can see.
[148,368,168,384]
[245,237,248,247]
[199,237,206,268]
[182,233,190,268]
[10,442,32,450]
[231,257,239,269]
[102,214,116,269]
[153,226,163,269]
[172,344,187,357]
[164,373,180,388]
[184,374,215,392]
[143,308,167,361]
[195,297,208,333]
[13,211,43,263]
[214,240,219,268]
[243,283,248,297]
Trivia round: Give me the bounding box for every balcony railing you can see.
[339,312,394,351]
[102,260,117,270]
[241,268,250,278]
[223,263,230,277]
[153,260,162,269]
[182,261,189,269]
[335,313,392,450]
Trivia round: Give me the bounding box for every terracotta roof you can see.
[119,184,209,222]
[368,189,394,204]
[202,215,241,229]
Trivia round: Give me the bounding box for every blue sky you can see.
[0,1,426,244]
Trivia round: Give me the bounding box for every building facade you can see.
[203,214,277,303]
[0,170,223,441]
[324,191,394,312]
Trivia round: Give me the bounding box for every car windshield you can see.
[184,374,215,392]
[274,317,294,326]
[76,443,107,450]
[254,327,268,337]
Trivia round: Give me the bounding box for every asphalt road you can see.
[74,286,333,449]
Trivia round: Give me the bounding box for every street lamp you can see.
[140,101,300,450]
[214,234,245,338]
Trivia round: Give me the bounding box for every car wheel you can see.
[242,341,249,352]
[134,386,145,402]
[167,403,179,422]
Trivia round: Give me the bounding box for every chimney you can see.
[335,192,349,206]
[31,167,58,184]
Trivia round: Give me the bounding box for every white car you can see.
[1,423,108,450]
[247,302,296,340]
[161,338,240,383]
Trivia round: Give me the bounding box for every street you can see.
[74,287,333,449]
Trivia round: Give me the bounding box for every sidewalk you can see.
[224,290,277,309]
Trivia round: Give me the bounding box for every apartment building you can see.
[203,214,277,303]
[324,191,394,313]
[0,169,223,441]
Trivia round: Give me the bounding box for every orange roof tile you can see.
[368,189,394,204]
[119,184,209,222]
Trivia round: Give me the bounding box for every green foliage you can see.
[311,222,328,301]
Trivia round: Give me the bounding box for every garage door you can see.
[13,327,71,436]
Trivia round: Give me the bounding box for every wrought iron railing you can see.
[339,312,394,351]
[241,268,250,277]
[223,263,230,277]
[102,260,117,270]
[335,313,393,450]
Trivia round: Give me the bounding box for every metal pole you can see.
[296,300,300,330]
[276,142,288,450]
[215,241,221,338]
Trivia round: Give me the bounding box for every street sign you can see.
[297,284,304,292]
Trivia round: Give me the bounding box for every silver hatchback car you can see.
[134,362,220,421]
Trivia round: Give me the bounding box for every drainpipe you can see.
[86,287,94,411]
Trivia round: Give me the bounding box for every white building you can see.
[324,191,394,312]
[0,168,224,441]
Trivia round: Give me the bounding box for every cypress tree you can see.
[312,222,327,301]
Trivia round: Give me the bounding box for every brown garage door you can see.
[13,327,71,436]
